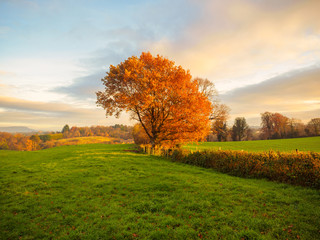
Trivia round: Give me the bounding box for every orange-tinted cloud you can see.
[150,0,320,92]
[0,96,132,130]
[221,66,320,125]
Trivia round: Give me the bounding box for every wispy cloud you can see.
[150,0,320,92]
[221,65,320,125]
[1,0,320,129]
[53,73,104,102]
[0,96,132,130]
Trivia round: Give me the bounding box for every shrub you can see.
[170,149,320,188]
[50,133,64,140]
[39,134,52,142]
[40,141,56,149]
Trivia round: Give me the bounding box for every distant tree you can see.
[30,135,41,150]
[260,112,273,139]
[306,118,320,136]
[194,78,229,142]
[96,52,212,149]
[214,122,229,142]
[260,112,289,139]
[287,118,305,138]
[232,117,249,141]
[81,127,93,137]
[195,77,219,105]
[271,113,289,139]
[23,138,33,151]
[39,134,52,142]
[0,133,9,150]
[30,134,40,142]
[7,133,33,151]
[62,124,70,133]
[245,127,254,141]
[211,104,230,142]
[89,125,132,138]
[69,127,81,138]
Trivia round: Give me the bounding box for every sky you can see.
[0,0,319,131]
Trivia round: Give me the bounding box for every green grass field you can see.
[1,144,320,239]
[185,136,320,152]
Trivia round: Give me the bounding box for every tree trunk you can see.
[150,139,156,154]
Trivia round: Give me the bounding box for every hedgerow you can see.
[170,149,320,188]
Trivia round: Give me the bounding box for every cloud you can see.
[53,40,146,102]
[0,78,18,96]
[53,73,104,101]
[49,0,200,102]
[0,96,132,130]
[220,65,320,125]
[1,0,320,130]
[149,0,320,92]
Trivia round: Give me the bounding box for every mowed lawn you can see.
[185,136,320,152]
[1,144,320,239]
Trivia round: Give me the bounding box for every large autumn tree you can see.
[96,52,212,148]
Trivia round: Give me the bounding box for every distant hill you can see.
[0,126,37,133]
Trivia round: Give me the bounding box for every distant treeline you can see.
[60,124,132,140]
[0,124,133,151]
[1,114,319,151]
[207,113,320,142]
[133,113,320,145]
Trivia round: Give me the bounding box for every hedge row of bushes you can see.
[170,149,320,188]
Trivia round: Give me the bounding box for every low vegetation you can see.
[0,124,133,151]
[44,136,116,148]
[56,136,113,145]
[171,149,320,188]
[1,144,320,239]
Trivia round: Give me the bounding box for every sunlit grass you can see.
[185,136,320,152]
[1,144,320,239]
[55,136,113,145]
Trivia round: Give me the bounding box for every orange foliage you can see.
[0,125,133,151]
[0,132,33,151]
[96,52,212,148]
[261,112,290,139]
[132,124,149,145]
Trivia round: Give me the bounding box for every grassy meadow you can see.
[1,144,320,239]
[185,136,320,152]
